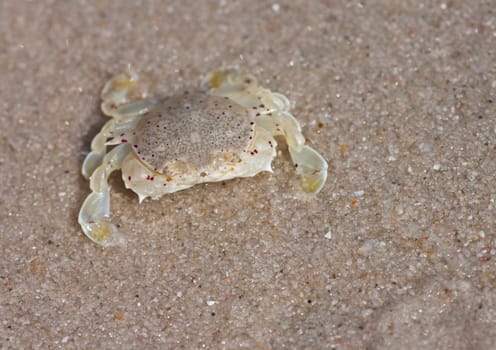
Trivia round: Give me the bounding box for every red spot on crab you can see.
[121,139,128,143]
[128,176,132,181]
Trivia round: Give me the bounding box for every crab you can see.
[79,68,328,246]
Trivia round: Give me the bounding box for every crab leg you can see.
[79,143,131,246]
[202,69,291,108]
[256,112,328,193]
[288,143,328,193]
[101,68,149,117]
[83,69,156,178]
[82,107,154,178]
[203,69,328,193]
[201,69,258,94]
[271,109,328,193]
[82,120,114,178]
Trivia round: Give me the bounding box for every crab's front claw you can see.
[78,189,124,247]
[289,145,328,193]
[201,69,257,94]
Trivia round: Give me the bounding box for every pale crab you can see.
[79,68,328,246]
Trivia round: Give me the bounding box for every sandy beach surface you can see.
[1,1,495,349]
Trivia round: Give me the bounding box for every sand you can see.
[1,1,495,349]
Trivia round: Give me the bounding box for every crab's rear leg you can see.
[201,69,258,94]
[101,68,150,116]
[203,69,328,193]
[79,143,131,246]
[288,144,328,193]
[277,111,328,193]
[258,109,328,193]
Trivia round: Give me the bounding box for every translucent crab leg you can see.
[78,143,131,246]
[239,80,328,193]
[101,68,150,117]
[275,110,328,193]
[201,70,274,114]
[201,69,258,94]
[82,120,114,178]
[83,69,156,179]
[219,74,328,194]
[202,69,328,193]
[288,144,328,193]
[82,110,153,179]
[202,69,292,109]
[82,100,158,179]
